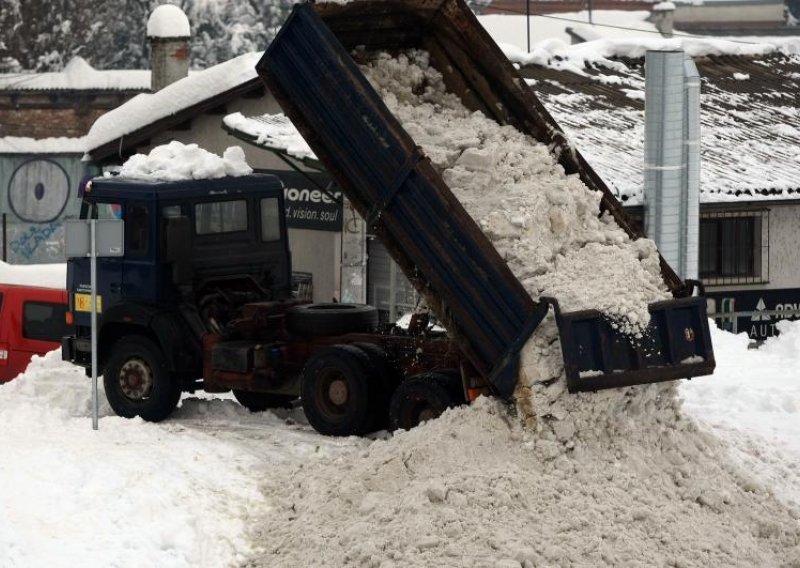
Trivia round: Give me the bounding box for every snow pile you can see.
[0,260,66,289]
[359,50,669,335]
[248,395,800,567]
[682,320,800,508]
[118,141,252,181]
[0,351,269,568]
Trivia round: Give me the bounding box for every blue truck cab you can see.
[63,173,292,418]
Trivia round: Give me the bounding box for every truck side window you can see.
[23,301,70,342]
[127,203,149,255]
[261,198,281,242]
[195,200,247,235]
[93,202,122,220]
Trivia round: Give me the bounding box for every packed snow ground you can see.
[0,323,798,567]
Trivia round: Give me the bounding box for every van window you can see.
[23,301,70,342]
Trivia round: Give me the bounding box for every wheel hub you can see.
[328,379,349,406]
[119,358,154,400]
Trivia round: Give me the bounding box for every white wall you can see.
[674,3,784,25]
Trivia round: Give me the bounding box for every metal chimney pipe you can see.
[644,50,685,277]
[682,55,701,280]
[644,49,701,281]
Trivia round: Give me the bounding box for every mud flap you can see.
[552,296,716,393]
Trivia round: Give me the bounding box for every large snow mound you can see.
[247,394,800,567]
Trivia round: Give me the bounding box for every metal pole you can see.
[90,219,99,431]
[2,213,6,262]
[526,0,531,53]
[588,0,593,24]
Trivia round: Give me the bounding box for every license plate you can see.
[75,293,102,313]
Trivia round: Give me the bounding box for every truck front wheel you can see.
[104,336,180,422]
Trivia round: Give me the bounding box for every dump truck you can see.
[62,0,714,436]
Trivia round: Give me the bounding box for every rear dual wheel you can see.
[301,344,374,436]
[388,371,465,431]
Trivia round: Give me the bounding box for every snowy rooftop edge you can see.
[84,52,261,155]
[0,136,87,154]
[0,57,151,92]
[501,36,800,69]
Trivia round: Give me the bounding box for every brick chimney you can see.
[147,4,191,91]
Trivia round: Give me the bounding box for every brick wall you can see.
[0,92,142,138]
[0,107,110,138]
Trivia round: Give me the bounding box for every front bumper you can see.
[61,335,92,368]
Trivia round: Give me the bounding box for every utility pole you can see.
[526,0,531,52]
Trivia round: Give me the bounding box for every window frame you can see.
[699,209,769,285]
[193,199,249,236]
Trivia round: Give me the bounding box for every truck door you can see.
[120,201,157,304]
[71,201,123,321]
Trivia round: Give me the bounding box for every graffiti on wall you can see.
[9,221,64,262]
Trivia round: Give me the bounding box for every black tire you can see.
[389,371,465,431]
[103,336,180,422]
[286,303,378,336]
[351,342,401,430]
[301,344,373,436]
[233,390,296,412]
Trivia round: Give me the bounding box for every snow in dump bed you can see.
[118,141,252,181]
[359,50,669,336]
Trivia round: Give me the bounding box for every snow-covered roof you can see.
[0,136,87,155]
[147,4,191,38]
[85,52,261,159]
[0,57,150,92]
[509,41,800,204]
[223,112,318,162]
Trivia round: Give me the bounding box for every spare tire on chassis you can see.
[286,303,378,336]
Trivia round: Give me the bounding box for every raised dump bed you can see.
[256,0,714,397]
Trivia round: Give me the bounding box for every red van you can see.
[0,284,70,383]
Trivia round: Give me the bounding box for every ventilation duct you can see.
[644,50,701,281]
